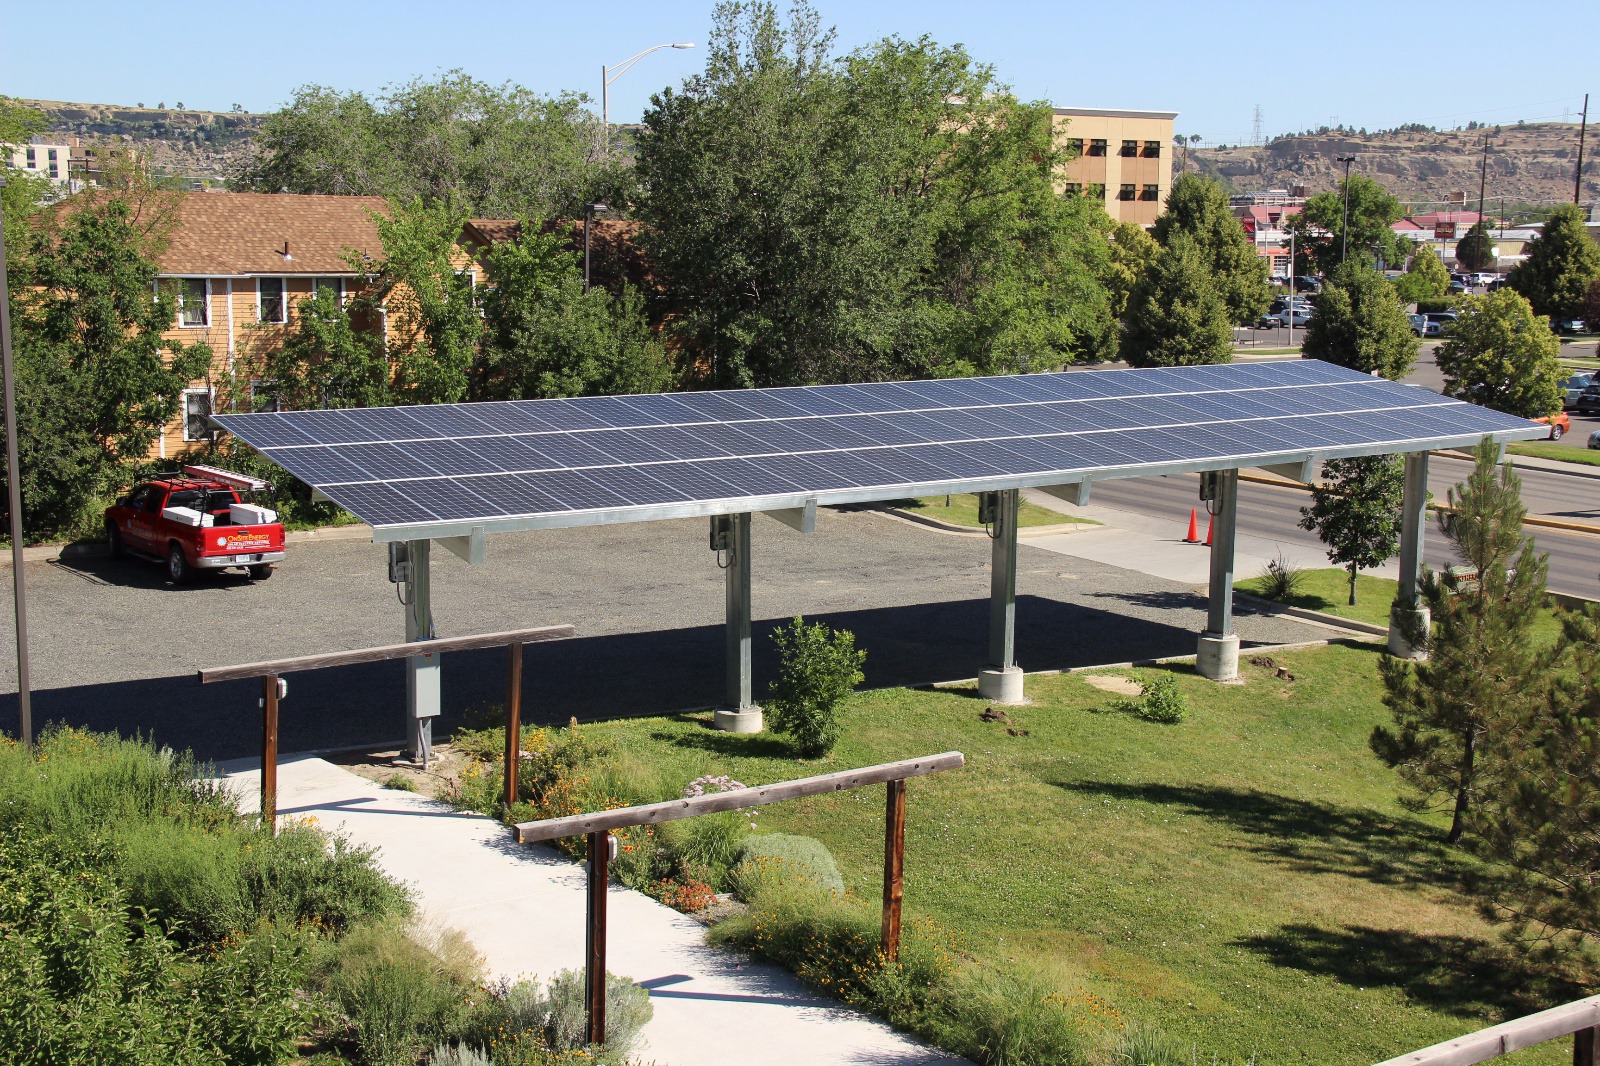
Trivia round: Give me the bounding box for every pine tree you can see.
[1455,222,1496,272]
[1298,455,1403,605]
[1374,437,1548,844]
[1508,204,1600,320]
[1119,235,1234,367]
[1150,174,1271,325]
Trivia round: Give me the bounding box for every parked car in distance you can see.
[104,465,286,583]
[1447,279,1469,294]
[1555,318,1589,334]
[1261,306,1313,328]
[1590,427,1600,450]
[1562,372,1596,408]
[1575,382,1600,413]
[1409,313,1442,338]
[1422,311,1458,336]
[1292,275,1321,293]
[1485,277,1508,292]
[1536,410,1572,440]
[1469,272,1498,285]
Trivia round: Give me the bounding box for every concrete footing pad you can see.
[977,666,1025,704]
[712,706,764,733]
[1196,632,1240,680]
[1387,605,1431,660]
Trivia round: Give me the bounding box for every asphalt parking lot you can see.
[0,507,1324,760]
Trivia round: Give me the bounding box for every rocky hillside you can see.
[1188,122,1597,209]
[22,98,265,184]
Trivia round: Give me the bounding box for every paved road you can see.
[1088,472,1600,599]
[0,510,1325,761]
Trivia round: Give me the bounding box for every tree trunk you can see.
[1349,564,1359,606]
[1447,731,1475,845]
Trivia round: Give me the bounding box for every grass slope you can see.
[1508,441,1600,468]
[892,493,1092,528]
[587,646,1576,1064]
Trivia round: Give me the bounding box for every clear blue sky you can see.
[4,0,1593,141]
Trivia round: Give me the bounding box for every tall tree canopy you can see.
[1509,204,1600,320]
[1119,235,1234,368]
[1394,243,1450,304]
[1435,289,1564,420]
[1301,262,1418,380]
[238,72,627,219]
[1150,174,1271,325]
[1288,173,1407,276]
[1455,221,1497,272]
[635,2,1116,388]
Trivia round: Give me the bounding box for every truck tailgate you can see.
[198,524,285,557]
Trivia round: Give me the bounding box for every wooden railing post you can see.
[260,673,279,832]
[503,642,523,810]
[1577,1026,1598,1066]
[585,830,611,1047]
[882,778,906,961]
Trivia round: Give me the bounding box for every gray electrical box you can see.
[709,515,732,551]
[1198,472,1219,502]
[387,541,410,584]
[977,492,997,525]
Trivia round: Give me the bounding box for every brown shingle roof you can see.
[154,191,391,276]
[465,218,523,244]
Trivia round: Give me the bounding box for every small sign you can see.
[1434,222,1455,240]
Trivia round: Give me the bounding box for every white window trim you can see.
[177,277,210,328]
[256,277,287,324]
[312,276,346,305]
[181,387,215,442]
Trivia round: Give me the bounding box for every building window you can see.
[1118,184,1136,201]
[1141,184,1160,201]
[1120,140,1138,157]
[23,148,34,168]
[1064,183,1082,196]
[1088,183,1106,199]
[46,149,57,161]
[1067,138,1083,156]
[1143,140,1161,158]
[257,277,286,323]
[249,380,281,413]
[313,277,345,303]
[182,389,214,442]
[177,278,209,327]
[47,163,58,178]
[1088,139,1106,157]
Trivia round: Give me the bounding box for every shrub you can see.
[1111,674,1187,724]
[539,969,654,1064]
[766,616,868,758]
[1111,1023,1196,1065]
[1257,553,1303,602]
[430,1044,493,1066]
[731,833,845,901]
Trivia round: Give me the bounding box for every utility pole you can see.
[1477,135,1490,224]
[0,177,32,747]
[1337,156,1357,265]
[1576,93,1590,207]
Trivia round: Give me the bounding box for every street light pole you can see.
[0,178,32,747]
[583,202,610,293]
[1336,155,1357,266]
[602,42,694,155]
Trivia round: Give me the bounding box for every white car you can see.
[1265,307,1313,328]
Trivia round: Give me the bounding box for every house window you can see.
[313,277,345,302]
[1088,139,1106,157]
[177,278,209,327]
[1120,140,1138,157]
[1067,138,1083,155]
[257,277,286,323]
[1118,184,1136,201]
[249,379,281,413]
[1143,140,1161,158]
[182,389,214,442]
[1141,184,1160,201]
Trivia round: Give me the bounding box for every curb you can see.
[1433,448,1600,483]
[1232,591,1390,637]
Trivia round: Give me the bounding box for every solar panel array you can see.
[213,360,1541,534]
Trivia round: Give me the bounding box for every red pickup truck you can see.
[104,465,286,583]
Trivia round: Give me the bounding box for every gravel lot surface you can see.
[0,508,1325,760]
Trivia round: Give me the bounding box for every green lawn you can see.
[1508,441,1600,467]
[584,646,1576,1064]
[891,493,1093,529]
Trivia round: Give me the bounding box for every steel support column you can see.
[1197,470,1240,681]
[978,489,1024,703]
[714,513,762,732]
[1388,451,1432,659]
[404,539,439,764]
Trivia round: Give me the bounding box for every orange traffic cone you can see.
[1204,512,1214,546]
[1184,508,1201,543]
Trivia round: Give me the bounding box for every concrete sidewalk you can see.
[218,756,961,1066]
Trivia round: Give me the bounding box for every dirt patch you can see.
[332,745,478,800]
[1081,673,1144,697]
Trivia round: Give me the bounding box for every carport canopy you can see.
[212,358,1545,741]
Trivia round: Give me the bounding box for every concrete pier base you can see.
[1196,632,1240,681]
[1387,605,1431,660]
[978,665,1026,704]
[713,706,764,733]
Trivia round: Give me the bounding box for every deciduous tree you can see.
[1150,174,1271,325]
[1509,204,1600,320]
[1119,236,1233,367]
[1455,221,1497,273]
[1299,455,1403,605]
[1301,262,1418,380]
[1375,438,1548,844]
[1102,221,1159,320]
[1394,243,1450,304]
[1435,290,1564,420]
[1287,173,1407,276]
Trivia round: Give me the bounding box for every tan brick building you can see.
[1051,107,1179,227]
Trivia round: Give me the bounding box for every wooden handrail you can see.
[1375,994,1600,1065]
[514,751,965,843]
[198,623,576,682]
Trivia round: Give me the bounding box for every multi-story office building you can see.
[1052,107,1179,226]
[4,138,75,185]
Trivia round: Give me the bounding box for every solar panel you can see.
[212,360,1545,534]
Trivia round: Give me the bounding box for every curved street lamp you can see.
[603,43,694,154]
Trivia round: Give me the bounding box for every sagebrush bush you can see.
[1112,674,1188,724]
[731,833,845,900]
[541,968,654,1063]
[765,616,867,757]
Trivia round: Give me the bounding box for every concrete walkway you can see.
[219,755,961,1066]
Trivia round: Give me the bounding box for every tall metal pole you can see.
[1577,94,1590,207]
[0,177,33,746]
[1287,229,1296,348]
[584,206,593,293]
[1337,156,1356,266]
[601,65,609,156]
[1477,135,1491,236]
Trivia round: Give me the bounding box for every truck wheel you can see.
[248,564,273,581]
[106,523,126,559]
[166,543,193,584]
